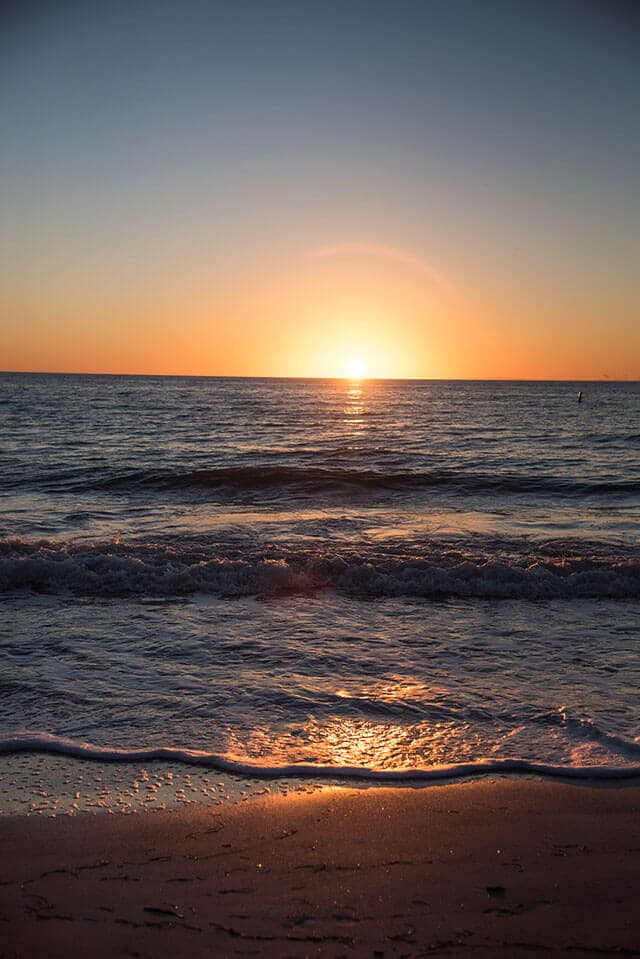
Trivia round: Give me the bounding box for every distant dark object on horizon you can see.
[578,391,583,403]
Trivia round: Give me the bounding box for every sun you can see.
[345,356,366,379]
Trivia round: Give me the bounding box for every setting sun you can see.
[345,356,366,379]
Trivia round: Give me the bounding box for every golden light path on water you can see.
[224,719,482,771]
[223,675,484,771]
[344,382,366,433]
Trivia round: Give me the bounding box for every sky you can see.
[1,0,638,379]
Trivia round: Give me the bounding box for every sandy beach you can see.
[1,778,638,958]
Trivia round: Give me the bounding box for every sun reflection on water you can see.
[223,674,481,770]
[343,382,366,433]
[224,717,480,770]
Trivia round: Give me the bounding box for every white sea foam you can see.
[558,709,640,758]
[1,732,639,781]
[1,538,639,599]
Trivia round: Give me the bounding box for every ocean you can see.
[1,373,639,809]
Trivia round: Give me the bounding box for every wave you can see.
[1,538,639,599]
[556,709,640,760]
[1,732,639,781]
[12,464,640,498]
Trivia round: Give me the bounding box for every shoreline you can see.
[3,749,640,818]
[1,779,639,957]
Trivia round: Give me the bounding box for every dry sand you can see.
[1,778,638,958]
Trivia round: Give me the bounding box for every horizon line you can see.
[1,370,636,383]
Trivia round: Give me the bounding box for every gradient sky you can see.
[1,0,638,378]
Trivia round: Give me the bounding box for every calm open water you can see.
[1,374,639,780]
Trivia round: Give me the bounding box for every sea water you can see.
[1,374,639,810]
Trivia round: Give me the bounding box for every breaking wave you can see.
[1,537,639,599]
[557,710,640,760]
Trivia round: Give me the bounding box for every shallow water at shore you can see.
[2,595,639,775]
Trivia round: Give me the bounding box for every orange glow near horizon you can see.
[1,238,638,381]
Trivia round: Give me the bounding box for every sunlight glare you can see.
[346,356,366,380]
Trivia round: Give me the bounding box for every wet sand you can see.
[1,778,638,958]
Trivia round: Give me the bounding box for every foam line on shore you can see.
[1,732,639,782]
